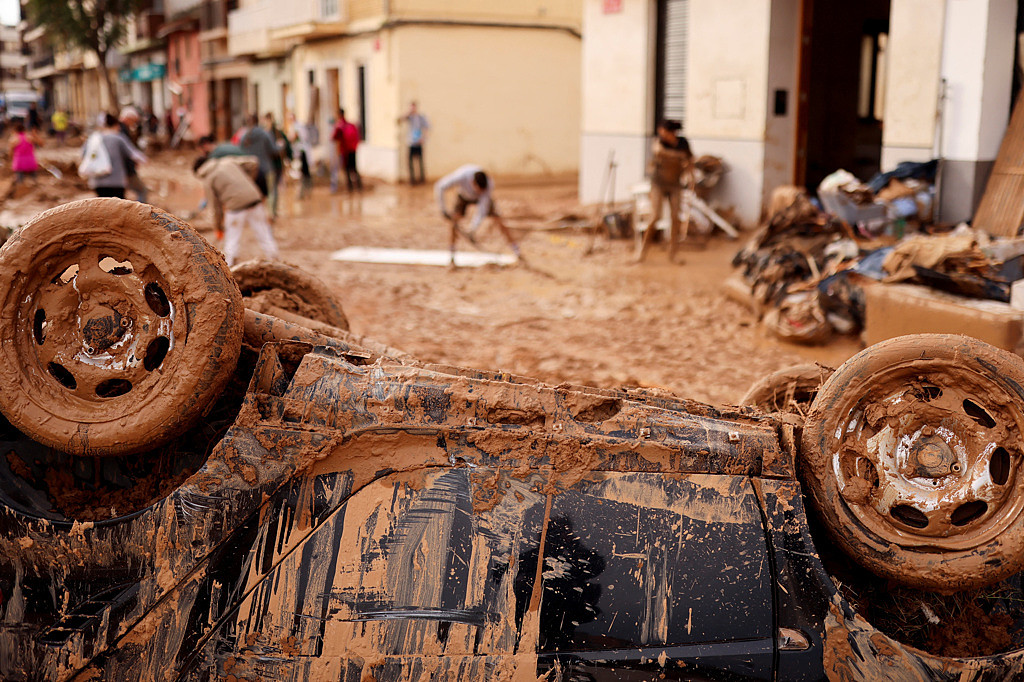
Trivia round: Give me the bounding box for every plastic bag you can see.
[78,133,112,179]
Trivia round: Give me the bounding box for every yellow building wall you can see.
[291,21,580,182]
[390,0,581,27]
[394,24,581,179]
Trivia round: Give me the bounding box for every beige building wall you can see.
[293,21,580,183]
[686,0,772,225]
[291,33,395,178]
[762,0,801,204]
[248,58,292,124]
[390,0,581,25]
[880,0,945,168]
[394,25,581,179]
[579,0,776,227]
[578,0,654,207]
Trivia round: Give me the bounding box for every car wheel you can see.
[741,363,833,415]
[231,260,349,330]
[0,198,244,456]
[801,334,1024,591]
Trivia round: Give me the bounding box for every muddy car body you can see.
[1,200,1023,680]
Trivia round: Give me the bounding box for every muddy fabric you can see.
[882,230,980,282]
[762,291,832,344]
[648,137,692,189]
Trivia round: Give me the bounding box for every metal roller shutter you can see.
[659,0,689,130]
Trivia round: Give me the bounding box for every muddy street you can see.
[1,147,864,407]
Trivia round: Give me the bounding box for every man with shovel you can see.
[435,164,523,268]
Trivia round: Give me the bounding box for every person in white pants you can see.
[222,202,279,267]
[194,153,280,266]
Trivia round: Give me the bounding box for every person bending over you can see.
[434,164,522,268]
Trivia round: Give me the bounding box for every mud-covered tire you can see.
[0,198,244,456]
[741,364,833,415]
[231,260,349,330]
[801,334,1024,591]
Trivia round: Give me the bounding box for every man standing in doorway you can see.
[435,164,522,268]
[332,108,362,192]
[398,101,429,185]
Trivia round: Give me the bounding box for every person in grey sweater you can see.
[240,114,281,218]
[85,113,147,199]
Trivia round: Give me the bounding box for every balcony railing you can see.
[31,54,53,70]
[229,0,347,49]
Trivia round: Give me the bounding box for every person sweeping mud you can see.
[193,153,280,267]
[435,164,523,268]
[635,119,692,264]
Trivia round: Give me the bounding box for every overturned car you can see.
[2,199,1024,680]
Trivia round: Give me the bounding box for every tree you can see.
[24,0,147,113]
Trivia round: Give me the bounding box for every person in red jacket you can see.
[331,108,363,192]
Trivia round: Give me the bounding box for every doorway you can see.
[799,0,891,192]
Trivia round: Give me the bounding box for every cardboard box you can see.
[862,282,1024,354]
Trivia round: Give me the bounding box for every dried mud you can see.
[2,144,863,406]
[9,144,1021,675]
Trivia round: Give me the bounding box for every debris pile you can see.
[734,178,1024,345]
[732,186,863,344]
[818,161,937,237]
[880,225,1024,302]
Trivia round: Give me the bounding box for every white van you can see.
[2,91,42,121]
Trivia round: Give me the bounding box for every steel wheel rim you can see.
[14,240,182,421]
[827,359,1024,552]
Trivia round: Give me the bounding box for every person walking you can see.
[398,101,429,185]
[288,113,316,199]
[435,164,522,268]
[263,112,291,209]
[51,109,68,145]
[80,113,147,199]
[635,119,692,264]
[119,106,150,203]
[8,121,40,185]
[240,113,281,218]
[331,108,362,192]
[193,153,280,267]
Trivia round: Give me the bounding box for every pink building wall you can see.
[167,31,209,137]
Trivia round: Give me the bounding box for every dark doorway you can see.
[799,0,891,193]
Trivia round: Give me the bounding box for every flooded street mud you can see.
[3,148,862,406]
[20,147,1024,679]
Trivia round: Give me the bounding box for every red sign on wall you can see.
[603,0,622,13]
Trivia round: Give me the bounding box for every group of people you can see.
[60,96,531,273]
[71,99,670,271]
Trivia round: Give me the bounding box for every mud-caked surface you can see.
[0,144,862,406]
[823,534,1024,657]
[0,350,252,521]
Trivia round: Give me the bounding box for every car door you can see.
[530,472,775,681]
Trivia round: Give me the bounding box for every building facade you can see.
[580,0,1019,227]
[228,0,582,183]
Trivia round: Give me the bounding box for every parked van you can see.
[1,90,42,121]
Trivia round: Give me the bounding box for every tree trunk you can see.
[97,48,116,116]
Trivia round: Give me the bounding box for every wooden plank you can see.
[975,88,1024,236]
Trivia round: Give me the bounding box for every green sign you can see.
[119,63,167,83]
[133,63,166,82]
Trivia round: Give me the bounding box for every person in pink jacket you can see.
[9,121,40,184]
